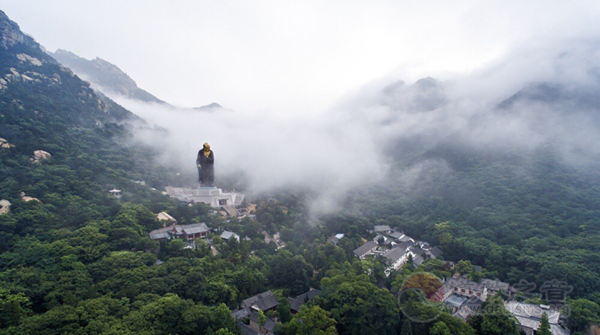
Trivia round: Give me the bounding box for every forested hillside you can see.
[1,9,599,335]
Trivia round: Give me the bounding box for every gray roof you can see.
[428,246,443,258]
[464,296,484,314]
[445,294,469,308]
[444,277,485,294]
[420,242,432,250]
[294,288,321,302]
[504,302,560,324]
[504,302,569,335]
[288,297,303,312]
[232,308,251,320]
[396,241,415,251]
[149,223,210,239]
[288,288,321,312]
[480,279,510,292]
[374,234,392,245]
[387,231,405,239]
[239,322,260,335]
[451,297,483,321]
[178,223,210,235]
[453,308,472,321]
[411,247,426,257]
[398,235,414,243]
[240,291,279,311]
[220,230,239,240]
[413,254,425,266]
[373,225,392,232]
[382,247,407,263]
[149,226,174,240]
[353,241,377,257]
[249,311,276,332]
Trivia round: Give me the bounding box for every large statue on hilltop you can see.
[196,142,214,186]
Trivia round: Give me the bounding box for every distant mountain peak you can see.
[0,10,136,126]
[51,49,165,104]
[193,102,223,111]
[381,77,446,113]
[0,10,34,49]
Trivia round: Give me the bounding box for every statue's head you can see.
[203,142,210,150]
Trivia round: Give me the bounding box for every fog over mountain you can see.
[9,0,598,212]
[108,39,600,213]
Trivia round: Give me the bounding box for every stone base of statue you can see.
[165,185,244,209]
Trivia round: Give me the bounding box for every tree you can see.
[0,288,29,328]
[478,295,521,335]
[536,312,551,335]
[456,260,473,276]
[568,299,600,333]
[277,297,292,323]
[124,293,194,334]
[429,321,451,335]
[400,319,413,335]
[321,273,399,335]
[258,309,266,331]
[285,305,337,335]
[211,303,239,334]
[215,329,236,335]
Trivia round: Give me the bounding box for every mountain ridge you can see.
[51,48,166,104]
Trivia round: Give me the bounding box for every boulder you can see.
[20,192,40,203]
[32,150,51,162]
[0,137,14,149]
[0,199,11,215]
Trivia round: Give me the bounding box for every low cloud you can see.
[115,97,389,213]
[110,38,600,214]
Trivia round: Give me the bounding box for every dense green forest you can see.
[1,9,599,335]
[355,146,600,302]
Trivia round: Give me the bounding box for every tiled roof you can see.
[382,247,407,263]
[480,279,510,292]
[294,288,321,303]
[249,311,276,332]
[288,288,321,312]
[353,241,377,257]
[413,254,425,266]
[444,277,485,293]
[220,230,239,240]
[428,246,444,258]
[504,302,560,324]
[445,294,469,308]
[288,297,303,312]
[396,241,415,251]
[398,235,414,243]
[239,322,260,335]
[232,308,251,320]
[241,291,279,311]
[149,226,174,239]
[387,231,405,239]
[179,223,210,235]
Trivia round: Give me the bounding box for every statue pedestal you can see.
[190,186,244,208]
[165,186,245,212]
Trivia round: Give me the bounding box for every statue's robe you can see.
[196,150,214,186]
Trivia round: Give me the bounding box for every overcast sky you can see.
[2,1,600,114]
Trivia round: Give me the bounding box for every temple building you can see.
[148,222,211,241]
[108,188,122,199]
[165,186,244,215]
